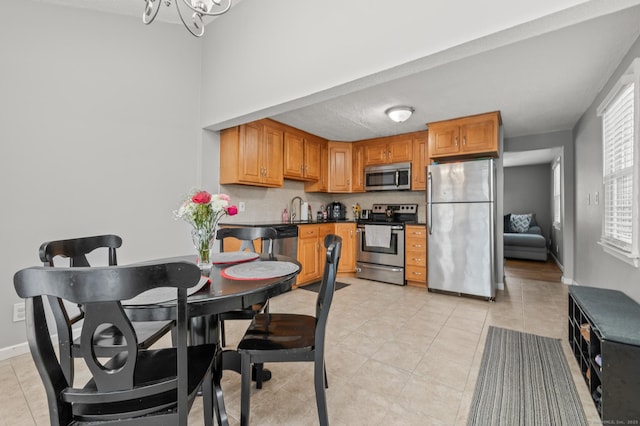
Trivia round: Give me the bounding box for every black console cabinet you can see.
[568,286,640,424]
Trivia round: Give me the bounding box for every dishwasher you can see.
[263,225,298,259]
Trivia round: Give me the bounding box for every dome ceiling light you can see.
[385,106,414,123]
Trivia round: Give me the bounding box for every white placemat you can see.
[221,261,300,281]
[124,275,210,305]
[211,251,260,264]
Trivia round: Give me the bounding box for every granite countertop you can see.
[220,219,357,227]
[220,220,426,227]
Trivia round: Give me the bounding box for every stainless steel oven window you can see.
[360,231,399,255]
[356,226,405,267]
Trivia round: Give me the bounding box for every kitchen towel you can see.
[364,225,391,248]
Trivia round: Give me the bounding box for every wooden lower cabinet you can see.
[296,225,321,286]
[297,223,356,285]
[334,222,356,273]
[405,224,427,287]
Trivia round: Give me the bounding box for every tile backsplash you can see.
[220,180,426,224]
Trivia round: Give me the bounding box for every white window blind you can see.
[598,58,640,267]
[552,160,561,228]
[602,82,634,250]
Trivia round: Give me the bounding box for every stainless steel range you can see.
[356,203,418,285]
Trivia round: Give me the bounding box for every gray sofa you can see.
[504,214,548,261]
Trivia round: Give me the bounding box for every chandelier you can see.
[143,0,232,37]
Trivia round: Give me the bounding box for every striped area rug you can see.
[467,327,588,426]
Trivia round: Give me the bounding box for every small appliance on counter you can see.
[327,201,346,220]
[360,209,371,220]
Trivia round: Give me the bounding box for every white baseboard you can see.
[0,341,30,361]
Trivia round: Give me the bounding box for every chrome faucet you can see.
[289,196,304,223]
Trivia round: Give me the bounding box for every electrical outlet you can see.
[13,302,25,322]
[238,202,245,212]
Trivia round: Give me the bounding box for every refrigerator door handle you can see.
[427,171,433,235]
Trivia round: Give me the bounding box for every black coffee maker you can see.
[327,201,346,220]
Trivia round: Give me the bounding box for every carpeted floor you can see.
[298,281,349,293]
[467,326,588,426]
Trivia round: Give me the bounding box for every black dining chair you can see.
[216,227,277,347]
[39,235,174,384]
[237,234,342,426]
[13,261,215,426]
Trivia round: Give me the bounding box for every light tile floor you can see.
[2,274,603,425]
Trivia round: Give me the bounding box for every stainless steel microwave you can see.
[364,162,411,191]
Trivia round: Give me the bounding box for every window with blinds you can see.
[597,58,639,267]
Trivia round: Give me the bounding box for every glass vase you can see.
[192,227,215,269]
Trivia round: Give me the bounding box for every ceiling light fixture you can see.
[143,0,232,37]
[385,106,414,123]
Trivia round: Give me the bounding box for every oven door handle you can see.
[357,263,404,272]
[357,225,404,231]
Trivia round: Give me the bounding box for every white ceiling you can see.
[36,1,640,142]
[271,5,640,141]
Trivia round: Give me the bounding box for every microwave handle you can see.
[427,171,433,235]
[395,170,399,187]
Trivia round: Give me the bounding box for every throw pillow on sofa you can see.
[504,214,513,233]
[510,213,532,233]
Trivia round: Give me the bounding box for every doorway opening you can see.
[503,148,564,278]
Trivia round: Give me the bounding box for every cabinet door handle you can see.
[412,258,422,262]
[463,136,466,146]
[412,271,423,276]
[455,137,459,147]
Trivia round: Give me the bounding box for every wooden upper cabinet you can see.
[283,131,304,179]
[388,136,413,163]
[262,124,285,186]
[428,111,500,160]
[363,136,413,166]
[220,119,284,188]
[328,142,352,193]
[304,135,322,180]
[304,139,328,192]
[412,131,429,191]
[283,130,322,181]
[351,142,365,192]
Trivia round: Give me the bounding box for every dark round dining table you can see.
[125,253,299,318]
[123,253,301,426]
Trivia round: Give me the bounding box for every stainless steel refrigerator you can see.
[427,159,496,299]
